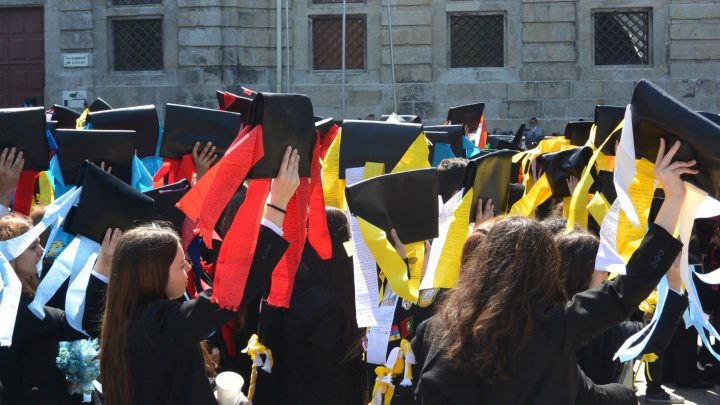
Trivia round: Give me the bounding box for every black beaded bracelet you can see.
[266,203,287,214]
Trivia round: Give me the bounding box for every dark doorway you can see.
[0,7,44,107]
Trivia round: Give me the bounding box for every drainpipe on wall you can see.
[276,0,282,93]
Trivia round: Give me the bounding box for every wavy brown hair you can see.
[0,213,39,297]
[100,224,180,405]
[430,216,566,379]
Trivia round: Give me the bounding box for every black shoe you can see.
[674,379,715,389]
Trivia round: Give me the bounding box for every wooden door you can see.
[0,7,44,107]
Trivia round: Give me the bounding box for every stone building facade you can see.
[1,0,719,133]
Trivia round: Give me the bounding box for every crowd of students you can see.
[0,79,719,405]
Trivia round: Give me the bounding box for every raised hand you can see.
[192,142,218,181]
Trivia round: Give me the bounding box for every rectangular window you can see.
[449,14,504,68]
[594,11,650,65]
[312,0,363,3]
[311,15,365,71]
[112,19,163,71]
[111,0,161,5]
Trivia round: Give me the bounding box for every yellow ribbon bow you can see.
[241,334,274,401]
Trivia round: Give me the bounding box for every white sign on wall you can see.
[62,90,87,109]
[63,53,90,68]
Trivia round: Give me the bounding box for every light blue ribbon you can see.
[131,155,154,192]
[462,136,481,158]
[0,186,82,345]
[431,143,455,167]
[685,265,720,361]
[614,277,670,362]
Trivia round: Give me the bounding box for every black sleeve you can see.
[13,300,86,342]
[643,290,688,355]
[141,224,289,346]
[82,274,108,338]
[560,223,683,353]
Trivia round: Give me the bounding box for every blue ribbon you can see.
[614,276,670,362]
[431,143,455,167]
[685,265,720,361]
[462,136,481,158]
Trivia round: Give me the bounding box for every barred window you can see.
[112,19,163,71]
[111,0,161,4]
[312,15,365,70]
[312,0,363,3]
[449,14,504,68]
[594,11,650,65]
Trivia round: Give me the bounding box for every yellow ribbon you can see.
[509,173,553,218]
[370,366,396,405]
[424,191,472,289]
[617,158,655,262]
[565,121,622,232]
[241,334,273,401]
[321,131,430,209]
[587,191,611,226]
[75,107,90,129]
[34,171,54,207]
[399,339,416,387]
[321,131,344,208]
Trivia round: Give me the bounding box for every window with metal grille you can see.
[594,11,650,65]
[111,0,161,5]
[312,15,365,70]
[112,19,163,71]
[312,0,364,3]
[449,14,504,68]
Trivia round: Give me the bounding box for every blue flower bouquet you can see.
[56,338,100,401]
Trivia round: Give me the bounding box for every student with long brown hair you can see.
[412,139,695,404]
[100,148,301,405]
[0,213,120,405]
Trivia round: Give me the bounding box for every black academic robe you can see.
[576,290,688,385]
[269,259,365,405]
[0,274,108,405]
[128,225,288,405]
[412,223,683,405]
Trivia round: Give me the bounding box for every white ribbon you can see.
[64,237,101,333]
[613,105,640,227]
[0,186,82,346]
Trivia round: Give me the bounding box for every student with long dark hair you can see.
[411,139,695,404]
[0,213,119,405]
[271,207,365,404]
[100,148,301,405]
[557,230,688,404]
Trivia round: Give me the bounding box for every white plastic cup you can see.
[215,371,245,405]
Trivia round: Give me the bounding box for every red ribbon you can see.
[213,179,271,310]
[177,125,260,248]
[222,92,236,111]
[319,124,340,160]
[13,170,38,215]
[153,154,196,188]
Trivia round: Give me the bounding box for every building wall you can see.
[3,0,719,133]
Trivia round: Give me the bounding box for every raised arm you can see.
[560,139,695,353]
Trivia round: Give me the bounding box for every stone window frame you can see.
[577,0,668,80]
[292,0,381,84]
[93,0,179,86]
[434,1,521,83]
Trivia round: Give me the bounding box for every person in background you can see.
[525,117,544,148]
[437,158,468,203]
